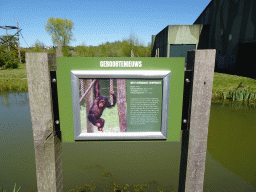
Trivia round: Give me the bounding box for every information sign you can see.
[56,57,185,142]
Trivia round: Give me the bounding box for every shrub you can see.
[0,51,19,69]
[46,48,56,53]
[62,46,70,57]
[20,49,26,63]
[0,57,5,67]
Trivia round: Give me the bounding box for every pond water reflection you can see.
[206,101,256,191]
[0,92,255,191]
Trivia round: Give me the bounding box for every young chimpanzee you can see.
[87,79,116,132]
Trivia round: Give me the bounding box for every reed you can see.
[221,88,256,102]
[0,183,21,192]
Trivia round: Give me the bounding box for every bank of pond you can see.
[1,63,256,103]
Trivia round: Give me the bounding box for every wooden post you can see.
[85,79,94,133]
[26,53,63,192]
[179,50,216,192]
[117,79,127,132]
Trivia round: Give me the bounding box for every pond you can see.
[0,92,255,191]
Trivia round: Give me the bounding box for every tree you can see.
[0,36,20,68]
[117,79,127,132]
[29,39,45,53]
[0,36,18,51]
[34,39,45,48]
[44,17,75,47]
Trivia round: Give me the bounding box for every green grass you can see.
[212,72,256,93]
[0,63,28,93]
[212,72,256,103]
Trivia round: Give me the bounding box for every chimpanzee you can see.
[87,79,116,132]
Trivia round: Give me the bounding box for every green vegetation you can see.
[44,17,76,57]
[0,183,21,192]
[212,73,256,103]
[1,62,256,104]
[0,62,256,105]
[0,33,151,93]
[0,164,172,192]
[65,163,171,192]
[73,39,151,57]
[0,36,20,70]
[0,51,19,69]
[0,63,27,92]
[44,17,75,47]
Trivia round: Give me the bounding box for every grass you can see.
[0,63,28,93]
[212,72,256,93]
[212,72,256,103]
[0,183,21,192]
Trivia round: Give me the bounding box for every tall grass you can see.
[0,183,21,192]
[0,63,28,93]
[212,73,256,103]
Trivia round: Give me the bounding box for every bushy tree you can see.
[34,39,45,48]
[73,45,87,57]
[0,36,18,51]
[0,51,18,69]
[20,49,26,63]
[0,36,19,69]
[45,17,75,47]
[62,46,70,57]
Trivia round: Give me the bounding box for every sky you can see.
[0,0,211,48]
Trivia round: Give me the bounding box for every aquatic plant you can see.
[222,86,256,102]
[66,163,173,192]
[0,183,21,192]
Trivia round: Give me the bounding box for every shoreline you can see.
[1,63,256,103]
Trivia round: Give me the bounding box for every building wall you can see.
[151,0,256,78]
[167,25,203,57]
[194,0,256,78]
[151,25,203,58]
[151,26,168,57]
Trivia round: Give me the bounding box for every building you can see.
[151,0,256,79]
[151,25,205,67]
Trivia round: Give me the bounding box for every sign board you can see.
[56,57,185,142]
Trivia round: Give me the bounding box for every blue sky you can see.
[1,0,211,48]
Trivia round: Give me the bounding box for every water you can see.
[0,92,255,191]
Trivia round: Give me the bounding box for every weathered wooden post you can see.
[179,49,216,192]
[26,52,63,192]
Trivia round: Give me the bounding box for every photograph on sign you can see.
[70,71,170,140]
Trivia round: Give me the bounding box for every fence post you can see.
[26,52,63,192]
[179,49,216,192]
